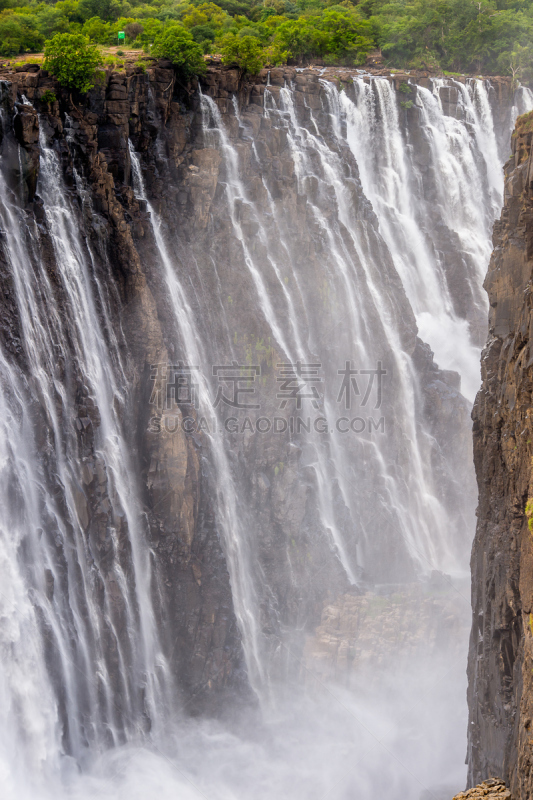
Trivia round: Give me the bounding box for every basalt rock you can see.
[13,102,39,200]
[468,112,533,798]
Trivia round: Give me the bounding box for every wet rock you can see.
[13,103,39,200]
[304,584,469,686]
[468,111,533,798]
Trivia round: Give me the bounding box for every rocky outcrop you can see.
[454,778,511,800]
[468,111,533,797]
[303,577,469,685]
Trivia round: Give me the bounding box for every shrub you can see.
[116,48,124,55]
[151,26,206,81]
[218,32,266,74]
[81,16,111,44]
[103,55,124,68]
[40,89,57,105]
[44,33,102,92]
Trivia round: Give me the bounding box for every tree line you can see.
[3,0,533,85]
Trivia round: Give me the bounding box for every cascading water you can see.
[335,78,501,399]
[129,137,269,696]
[0,70,520,798]
[511,83,533,127]
[0,111,175,795]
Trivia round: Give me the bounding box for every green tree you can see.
[190,23,216,52]
[35,7,71,39]
[151,25,206,79]
[44,33,103,92]
[272,18,315,61]
[0,12,44,56]
[138,17,164,46]
[78,0,123,23]
[82,15,111,43]
[218,31,266,73]
[190,23,217,42]
[498,41,533,82]
[316,8,374,63]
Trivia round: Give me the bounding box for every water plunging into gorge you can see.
[0,72,529,799]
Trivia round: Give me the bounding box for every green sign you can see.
[118,31,125,40]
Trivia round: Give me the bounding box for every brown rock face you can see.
[13,102,40,200]
[468,115,533,797]
[304,580,469,686]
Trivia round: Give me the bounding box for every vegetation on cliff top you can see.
[44,32,102,90]
[515,109,533,135]
[4,0,533,79]
[151,24,206,76]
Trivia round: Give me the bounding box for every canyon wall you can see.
[0,60,516,774]
[468,111,533,798]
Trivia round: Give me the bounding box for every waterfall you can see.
[336,78,500,400]
[129,84,467,702]
[510,83,533,135]
[0,120,174,791]
[0,70,520,798]
[129,138,269,696]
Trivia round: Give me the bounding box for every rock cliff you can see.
[0,61,514,751]
[468,111,533,797]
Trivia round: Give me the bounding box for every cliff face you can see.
[469,114,533,796]
[1,64,253,726]
[0,61,514,753]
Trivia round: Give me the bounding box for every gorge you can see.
[0,60,529,799]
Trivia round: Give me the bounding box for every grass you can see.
[1,46,153,69]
